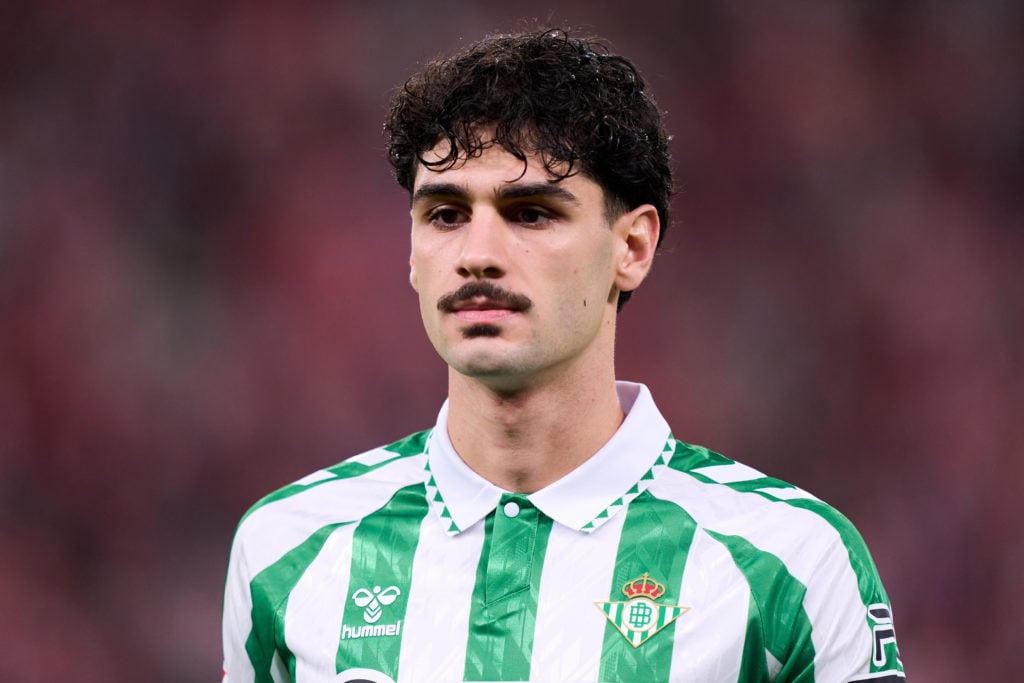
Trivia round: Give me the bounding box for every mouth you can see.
[452,295,522,314]
[451,300,519,324]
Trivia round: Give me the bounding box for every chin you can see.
[448,349,523,381]
[440,334,540,381]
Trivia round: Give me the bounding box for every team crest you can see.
[595,573,689,648]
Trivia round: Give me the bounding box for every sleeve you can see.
[783,519,906,683]
[222,522,293,682]
[222,526,257,681]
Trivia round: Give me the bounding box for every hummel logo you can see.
[340,585,403,641]
[352,585,401,623]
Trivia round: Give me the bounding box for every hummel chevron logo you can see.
[595,573,689,648]
[352,585,401,623]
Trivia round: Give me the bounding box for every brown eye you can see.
[428,207,466,228]
[510,206,553,225]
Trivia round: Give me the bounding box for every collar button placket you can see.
[484,493,537,605]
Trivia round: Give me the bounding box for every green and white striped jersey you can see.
[222,382,905,683]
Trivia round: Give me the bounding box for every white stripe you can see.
[609,603,622,622]
[530,513,627,681]
[652,469,871,681]
[223,453,425,680]
[294,469,335,486]
[766,649,782,678]
[284,524,356,682]
[222,547,257,681]
[691,462,766,484]
[669,528,751,681]
[355,446,413,467]
[236,454,426,577]
[398,515,486,681]
[269,651,289,683]
[757,486,820,502]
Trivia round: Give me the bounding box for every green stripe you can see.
[780,498,903,673]
[336,483,430,678]
[673,441,888,619]
[599,491,697,682]
[464,494,554,681]
[736,592,771,681]
[246,523,349,682]
[242,431,429,522]
[690,459,902,674]
[666,441,734,473]
[706,530,816,680]
[672,440,904,674]
[380,429,431,457]
[781,499,887,604]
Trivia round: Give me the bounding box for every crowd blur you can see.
[1,2,1020,681]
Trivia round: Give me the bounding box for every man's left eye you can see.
[514,207,550,224]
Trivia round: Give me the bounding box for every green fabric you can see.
[241,431,429,523]
[335,484,430,678]
[666,441,734,473]
[380,429,430,458]
[246,523,349,681]
[736,592,772,682]
[464,494,554,681]
[598,491,698,682]
[782,498,903,674]
[673,439,904,676]
[707,531,816,682]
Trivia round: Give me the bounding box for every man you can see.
[222,29,905,683]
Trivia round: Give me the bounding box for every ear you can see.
[613,204,660,294]
[409,251,419,292]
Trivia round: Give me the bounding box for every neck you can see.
[445,363,624,493]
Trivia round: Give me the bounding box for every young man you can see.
[222,29,906,683]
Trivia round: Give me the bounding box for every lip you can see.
[448,296,524,322]
[452,308,518,323]
[450,296,511,311]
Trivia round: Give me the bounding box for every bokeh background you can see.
[1,2,1021,681]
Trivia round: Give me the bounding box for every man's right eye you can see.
[427,207,467,228]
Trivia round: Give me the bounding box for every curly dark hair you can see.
[384,28,673,308]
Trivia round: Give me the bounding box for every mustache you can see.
[436,281,533,313]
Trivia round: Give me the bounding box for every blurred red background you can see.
[1,2,1021,681]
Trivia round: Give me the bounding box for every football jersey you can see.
[222,382,905,682]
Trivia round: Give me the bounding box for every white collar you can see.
[424,382,674,536]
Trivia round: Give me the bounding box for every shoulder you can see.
[653,439,885,596]
[245,429,430,516]
[229,430,431,573]
[654,440,903,677]
[657,440,855,540]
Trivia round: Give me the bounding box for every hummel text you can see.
[340,620,402,640]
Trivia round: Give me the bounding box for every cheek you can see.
[555,264,613,314]
[409,244,439,294]
[571,244,618,297]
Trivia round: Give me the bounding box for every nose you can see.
[455,211,507,280]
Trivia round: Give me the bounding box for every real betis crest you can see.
[595,573,690,648]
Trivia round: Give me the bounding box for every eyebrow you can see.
[411,181,581,207]
[411,183,466,206]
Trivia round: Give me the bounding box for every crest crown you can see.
[622,572,665,600]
